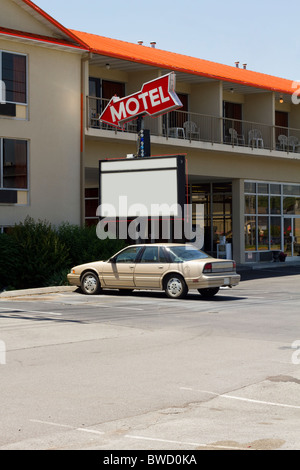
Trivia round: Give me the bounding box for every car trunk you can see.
[210,261,235,272]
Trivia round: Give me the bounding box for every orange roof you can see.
[70,29,295,96]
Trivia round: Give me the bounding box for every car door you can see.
[101,246,143,288]
[134,246,170,289]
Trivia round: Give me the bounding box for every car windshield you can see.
[166,246,210,262]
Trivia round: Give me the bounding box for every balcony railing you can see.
[87,96,300,153]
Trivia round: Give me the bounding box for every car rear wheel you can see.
[81,271,101,295]
[164,274,188,299]
[198,287,219,298]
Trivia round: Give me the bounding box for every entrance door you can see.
[223,102,243,143]
[275,111,289,139]
[167,93,188,129]
[102,80,125,100]
[284,217,300,257]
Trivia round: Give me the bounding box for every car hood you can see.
[73,260,106,272]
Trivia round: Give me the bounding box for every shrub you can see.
[0,233,23,290]
[0,217,69,290]
[0,218,127,291]
[56,223,126,266]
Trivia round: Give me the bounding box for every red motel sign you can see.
[100,72,182,127]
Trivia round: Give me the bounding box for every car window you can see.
[166,246,210,262]
[159,247,169,263]
[139,246,170,263]
[140,246,159,263]
[114,246,143,263]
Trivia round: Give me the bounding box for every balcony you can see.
[87,97,300,154]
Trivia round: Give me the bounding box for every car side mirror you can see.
[110,256,116,263]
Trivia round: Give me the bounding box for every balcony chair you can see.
[183,121,200,140]
[89,109,101,128]
[229,128,245,146]
[287,135,299,152]
[278,134,288,151]
[248,129,264,148]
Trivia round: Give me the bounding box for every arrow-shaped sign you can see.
[100,72,182,128]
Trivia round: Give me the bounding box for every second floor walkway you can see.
[87,97,300,155]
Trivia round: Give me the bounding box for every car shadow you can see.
[73,287,246,302]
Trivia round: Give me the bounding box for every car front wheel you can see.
[81,271,101,295]
[198,287,219,298]
[165,274,188,299]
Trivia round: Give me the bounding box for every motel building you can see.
[1,0,300,265]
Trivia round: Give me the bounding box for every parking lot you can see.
[0,265,300,450]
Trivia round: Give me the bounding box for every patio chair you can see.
[229,128,245,145]
[288,135,299,152]
[90,114,101,128]
[183,121,200,140]
[248,129,264,148]
[278,134,288,151]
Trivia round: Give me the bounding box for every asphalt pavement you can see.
[1,260,300,451]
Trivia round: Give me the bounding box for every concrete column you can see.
[232,179,245,263]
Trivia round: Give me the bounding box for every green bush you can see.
[56,223,126,266]
[0,217,126,291]
[0,233,23,290]
[0,217,69,290]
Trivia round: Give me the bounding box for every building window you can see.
[258,216,269,250]
[270,217,281,250]
[1,51,27,104]
[0,139,28,203]
[85,188,99,226]
[245,215,256,251]
[244,180,300,258]
[191,182,232,255]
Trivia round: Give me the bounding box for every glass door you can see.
[295,218,300,257]
[284,217,300,257]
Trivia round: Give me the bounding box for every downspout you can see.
[80,54,90,227]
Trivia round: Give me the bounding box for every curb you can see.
[237,260,300,272]
[0,286,77,299]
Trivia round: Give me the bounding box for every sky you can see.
[35,0,300,81]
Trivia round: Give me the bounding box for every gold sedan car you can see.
[67,244,240,299]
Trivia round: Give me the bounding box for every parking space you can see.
[0,270,300,450]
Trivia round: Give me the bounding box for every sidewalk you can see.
[0,285,77,299]
[237,258,300,272]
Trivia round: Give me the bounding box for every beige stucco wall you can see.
[191,81,222,116]
[1,0,58,38]
[85,135,300,184]
[244,92,274,125]
[0,38,82,227]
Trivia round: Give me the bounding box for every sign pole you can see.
[137,116,150,158]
